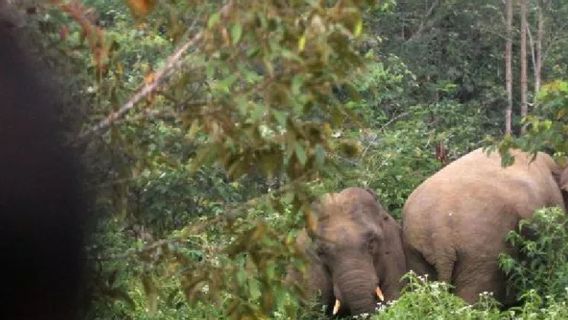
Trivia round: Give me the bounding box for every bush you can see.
[367,271,568,320]
[504,290,568,320]
[500,207,568,303]
[370,272,501,320]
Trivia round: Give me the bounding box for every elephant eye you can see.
[366,235,379,252]
[315,242,330,256]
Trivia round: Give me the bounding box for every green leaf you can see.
[298,34,306,52]
[215,74,238,94]
[248,279,261,300]
[354,18,363,37]
[295,143,307,166]
[315,144,325,166]
[272,109,287,127]
[231,23,243,45]
[236,269,247,286]
[207,13,220,29]
[188,119,200,139]
[291,75,303,96]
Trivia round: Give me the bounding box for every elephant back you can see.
[404,148,565,219]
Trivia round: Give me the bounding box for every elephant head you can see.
[296,187,406,316]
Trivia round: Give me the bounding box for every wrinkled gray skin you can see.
[402,149,568,306]
[289,187,406,317]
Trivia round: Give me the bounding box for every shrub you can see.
[368,272,501,320]
[499,207,568,302]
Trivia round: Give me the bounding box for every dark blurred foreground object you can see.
[0,6,87,320]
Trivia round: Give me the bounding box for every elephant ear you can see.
[372,205,406,300]
[363,188,390,219]
[364,188,379,201]
[554,166,568,209]
[560,167,568,191]
[561,167,568,206]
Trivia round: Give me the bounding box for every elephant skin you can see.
[557,165,568,205]
[402,148,567,306]
[288,187,406,317]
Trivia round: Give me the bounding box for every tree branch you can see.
[360,112,410,158]
[77,31,203,142]
[406,0,440,42]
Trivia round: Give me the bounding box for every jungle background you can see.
[6,0,568,318]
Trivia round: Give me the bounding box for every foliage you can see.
[517,80,567,157]
[13,0,568,319]
[500,207,568,302]
[353,101,479,217]
[368,272,568,320]
[370,1,506,107]
[370,273,502,320]
[322,33,501,215]
[36,0,380,318]
[505,290,568,320]
[330,100,494,217]
[491,79,568,166]
[86,219,224,320]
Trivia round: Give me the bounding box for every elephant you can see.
[402,148,568,306]
[288,187,406,317]
[560,166,568,205]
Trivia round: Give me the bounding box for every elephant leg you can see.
[452,255,512,305]
[405,246,436,280]
[432,250,456,285]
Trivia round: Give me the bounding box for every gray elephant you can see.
[288,187,406,317]
[402,148,568,305]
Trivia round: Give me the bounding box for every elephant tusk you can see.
[376,287,385,302]
[332,299,341,315]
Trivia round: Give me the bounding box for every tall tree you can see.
[520,0,528,133]
[535,0,544,93]
[505,0,513,135]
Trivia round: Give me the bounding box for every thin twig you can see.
[406,0,440,43]
[360,112,410,158]
[378,111,410,132]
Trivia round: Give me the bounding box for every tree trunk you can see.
[520,0,528,134]
[505,0,513,135]
[535,0,544,94]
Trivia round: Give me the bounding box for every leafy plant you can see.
[492,80,568,164]
[371,272,502,320]
[500,207,568,302]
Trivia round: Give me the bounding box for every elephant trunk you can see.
[333,262,379,316]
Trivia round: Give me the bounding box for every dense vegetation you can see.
[9,0,568,319]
